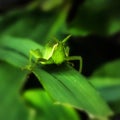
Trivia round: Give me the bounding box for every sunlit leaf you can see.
[24,89,80,120]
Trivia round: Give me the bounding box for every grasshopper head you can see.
[51,35,71,64]
[43,35,71,64]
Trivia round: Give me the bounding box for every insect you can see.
[26,35,82,72]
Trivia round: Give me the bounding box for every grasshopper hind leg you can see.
[65,56,82,73]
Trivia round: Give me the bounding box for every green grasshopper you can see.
[27,35,82,72]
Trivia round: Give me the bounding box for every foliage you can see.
[0,0,120,120]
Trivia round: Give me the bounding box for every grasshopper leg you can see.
[66,56,82,73]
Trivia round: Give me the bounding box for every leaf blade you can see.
[33,64,113,118]
[0,62,29,120]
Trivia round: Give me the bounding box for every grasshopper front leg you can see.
[65,56,83,73]
[24,49,42,70]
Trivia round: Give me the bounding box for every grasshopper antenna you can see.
[62,35,71,43]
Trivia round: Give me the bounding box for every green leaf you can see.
[0,35,43,67]
[0,5,69,44]
[90,78,120,102]
[33,65,113,119]
[68,0,120,36]
[90,59,120,114]
[90,59,120,102]
[0,62,29,120]
[24,89,80,120]
[0,36,113,119]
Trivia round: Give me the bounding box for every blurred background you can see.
[0,0,120,119]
